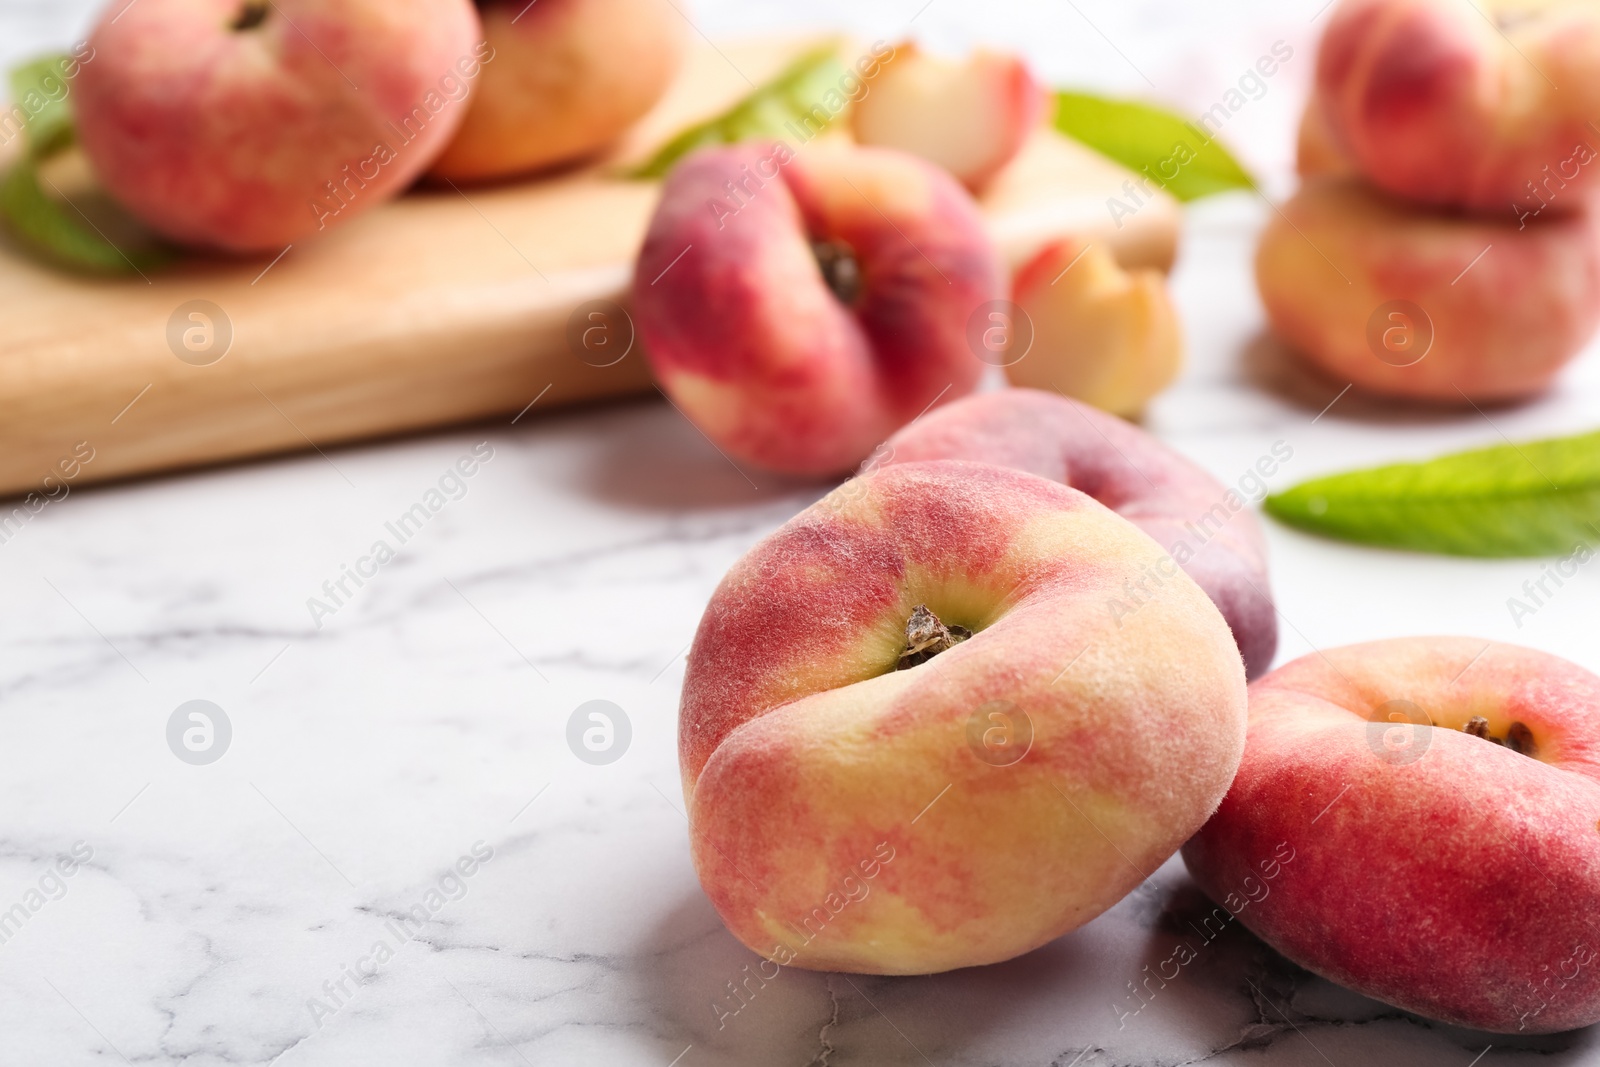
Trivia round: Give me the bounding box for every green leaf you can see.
[1053,91,1256,202]
[9,53,78,159]
[626,43,849,179]
[2,53,175,275]
[1264,431,1600,557]
[0,155,173,275]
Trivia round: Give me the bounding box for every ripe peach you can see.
[1184,637,1600,1034]
[1296,100,1352,180]
[849,43,1046,192]
[428,0,685,181]
[883,389,1277,678]
[1255,177,1600,401]
[74,0,484,253]
[1316,0,1600,213]
[681,460,1248,974]
[632,142,1005,477]
[1006,238,1183,417]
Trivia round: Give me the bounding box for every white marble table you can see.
[4,2,1600,1064]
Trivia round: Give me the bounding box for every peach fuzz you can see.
[681,461,1247,974]
[1256,177,1600,401]
[882,389,1277,679]
[1316,0,1600,213]
[849,43,1046,192]
[633,142,1004,477]
[1184,637,1600,1034]
[1007,238,1183,417]
[428,0,685,181]
[74,0,483,253]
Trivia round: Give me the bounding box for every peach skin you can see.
[633,142,1005,477]
[1256,177,1600,401]
[681,460,1248,974]
[1007,238,1184,418]
[1184,637,1600,1034]
[1296,100,1353,180]
[74,0,484,253]
[1316,0,1600,213]
[882,389,1277,678]
[428,0,685,181]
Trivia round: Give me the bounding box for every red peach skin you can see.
[1317,0,1600,212]
[681,460,1247,974]
[1256,178,1600,402]
[75,0,483,253]
[882,390,1277,679]
[633,142,1005,477]
[1184,638,1600,1034]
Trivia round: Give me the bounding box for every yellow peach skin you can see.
[1185,638,1600,1034]
[429,0,685,181]
[1256,177,1600,401]
[680,461,1247,974]
[1296,101,1353,180]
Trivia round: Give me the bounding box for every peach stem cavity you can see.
[897,604,972,671]
[1463,715,1538,758]
[811,238,863,306]
[230,2,269,32]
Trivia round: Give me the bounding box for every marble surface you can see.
[5,2,1600,1065]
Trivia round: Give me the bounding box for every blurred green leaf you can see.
[2,52,175,275]
[1054,91,1255,202]
[626,43,849,179]
[1265,430,1600,557]
[8,53,77,159]
[0,156,172,274]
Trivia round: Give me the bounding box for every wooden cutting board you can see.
[0,36,1179,497]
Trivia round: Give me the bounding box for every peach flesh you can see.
[1007,238,1184,419]
[848,43,1046,192]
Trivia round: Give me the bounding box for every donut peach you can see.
[1184,637,1600,1034]
[1256,177,1600,402]
[74,0,484,253]
[680,460,1248,974]
[633,142,1004,477]
[1316,0,1600,213]
[428,0,686,181]
[1296,101,1353,180]
[882,389,1277,679]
